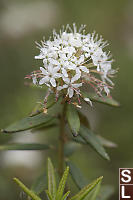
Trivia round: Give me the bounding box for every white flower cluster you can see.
[30,24,116,101]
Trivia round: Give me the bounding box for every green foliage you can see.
[0,143,50,150]
[66,104,80,136]
[47,158,57,198]
[14,158,104,200]
[31,172,47,195]
[79,125,110,160]
[96,135,117,148]
[70,176,103,200]
[13,178,41,200]
[66,160,88,189]
[2,113,54,133]
[86,177,101,200]
[55,166,69,200]
[1,92,117,200]
[81,92,120,107]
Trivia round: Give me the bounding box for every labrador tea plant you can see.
[1,24,119,200]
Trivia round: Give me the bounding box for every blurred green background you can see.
[0,0,133,199]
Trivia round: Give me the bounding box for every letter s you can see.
[121,170,131,183]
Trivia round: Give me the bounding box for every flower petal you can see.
[50,78,56,87]
[57,84,68,91]
[39,77,49,85]
[62,68,68,77]
[62,77,70,84]
[54,73,62,78]
[53,66,60,73]
[40,67,48,75]
[80,66,89,73]
[35,54,44,59]
[71,69,81,83]
[48,65,53,74]
[72,83,82,88]
[68,87,74,98]
[32,76,37,85]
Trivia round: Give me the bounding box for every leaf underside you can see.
[66,160,88,189]
[0,143,50,151]
[82,92,120,107]
[2,113,54,133]
[79,125,110,161]
[66,104,80,136]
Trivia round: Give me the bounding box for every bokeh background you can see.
[0,0,133,199]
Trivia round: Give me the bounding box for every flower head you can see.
[26,24,116,106]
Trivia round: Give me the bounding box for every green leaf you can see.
[73,135,87,144]
[79,126,110,161]
[62,191,70,200]
[13,178,41,200]
[45,190,53,200]
[56,167,69,200]
[0,143,50,151]
[70,176,103,200]
[78,111,90,128]
[29,103,43,117]
[2,113,54,133]
[64,142,81,157]
[96,185,114,200]
[46,93,57,109]
[86,176,102,200]
[66,160,88,189]
[47,158,57,198]
[31,172,47,195]
[82,92,120,107]
[66,104,80,136]
[31,118,58,133]
[30,94,61,117]
[96,135,117,148]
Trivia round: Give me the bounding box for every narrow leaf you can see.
[62,191,70,200]
[73,135,86,144]
[46,93,57,109]
[78,111,90,128]
[30,103,43,117]
[79,126,110,161]
[96,135,117,148]
[56,167,69,200]
[82,92,120,107]
[31,118,58,132]
[2,113,54,133]
[66,160,88,189]
[66,104,80,136]
[0,143,50,151]
[87,176,102,200]
[31,172,47,195]
[70,176,103,200]
[13,178,41,200]
[45,190,53,200]
[47,158,57,198]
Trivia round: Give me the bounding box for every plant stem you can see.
[58,103,66,177]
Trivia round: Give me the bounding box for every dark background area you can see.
[0,0,133,199]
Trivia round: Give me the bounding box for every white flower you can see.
[28,23,116,104]
[57,76,82,98]
[39,66,61,87]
